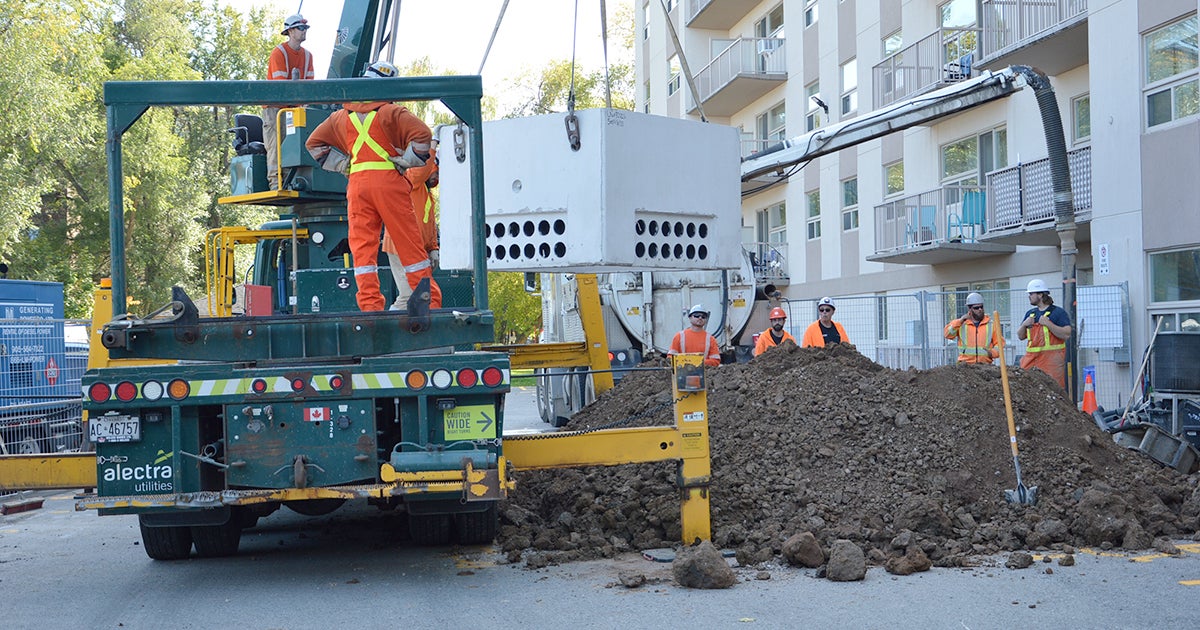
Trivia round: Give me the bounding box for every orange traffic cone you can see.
[1081,372,1098,414]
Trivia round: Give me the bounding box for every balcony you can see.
[981,146,1092,246]
[744,241,789,284]
[686,0,759,30]
[689,37,786,117]
[977,0,1088,75]
[873,28,979,109]
[866,185,1016,265]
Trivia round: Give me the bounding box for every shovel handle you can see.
[995,311,1021,458]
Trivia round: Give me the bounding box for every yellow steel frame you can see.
[203,226,308,318]
[0,453,96,492]
[483,273,615,395]
[504,354,712,543]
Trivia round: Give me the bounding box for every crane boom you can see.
[741,67,1027,182]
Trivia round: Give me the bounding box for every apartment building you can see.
[637,0,1200,396]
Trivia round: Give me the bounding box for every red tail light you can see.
[481,367,504,387]
[115,381,138,402]
[89,382,111,403]
[456,368,478,388]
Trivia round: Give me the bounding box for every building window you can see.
[841,178,859,231]
[643,4,650,40]
[884,161,904,197]
[806,190,821,240]
[804,1,818,28]
[939,0,976,28]
[756,4,785,38]
[805,82,823,131]
[756,102,787,145]
[1144,16,1199,128]
[942,281,1011,328]
[665,0,676,12]
[841,58,858,116]
[667,55,681,96]
[1073,94,1091,143]
[940,127,1007,185]
[1150,247,1200,303]
[883,31,903,56]
[757,202,787,246]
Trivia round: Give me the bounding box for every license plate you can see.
[90,415,141,443]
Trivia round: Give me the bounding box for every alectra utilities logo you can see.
[101,450,174,493]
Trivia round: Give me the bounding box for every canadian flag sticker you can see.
[306,407,330,422]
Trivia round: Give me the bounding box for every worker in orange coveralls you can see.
[944,292,1004,364]
[264,14,315,190]
[1018,278,1072,388]
[304,60,441,312]
[383,138,440,310]
[668,304,722,367]
[801,297,850,348]
[754,307,797,356]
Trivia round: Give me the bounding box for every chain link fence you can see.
[0,318,89,455]
[769,283,1131,410]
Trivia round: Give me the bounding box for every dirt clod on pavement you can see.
[499,343,1200,568]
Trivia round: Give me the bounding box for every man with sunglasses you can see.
[944,292,1003,364]
[801,297,850,348]
[263,14,315,190]
[668,304,722,366]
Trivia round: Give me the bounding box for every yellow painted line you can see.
[1181,580,1200,586]
[1076,544,1200,563]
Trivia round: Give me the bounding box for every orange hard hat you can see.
[769,307,787,320]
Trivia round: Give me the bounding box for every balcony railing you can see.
[981,0,1087,60]
[872,28,979,109]
[744,241,789,281]
[873,184,990,254]
[694,37,787,106]
[986,146,1092,231]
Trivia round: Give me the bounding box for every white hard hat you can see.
[363,60,399,78]
[817,297,836,311]
[966,292,984,306]
[687,304,709,316]
[281,14,309,35]
[1027,278,1049,293]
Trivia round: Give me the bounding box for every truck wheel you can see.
[191,520,241,557]
[138,518,193,561]
[454,504,498,545]
[408,513,451,545]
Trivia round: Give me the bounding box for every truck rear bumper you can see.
[76,459,509,511]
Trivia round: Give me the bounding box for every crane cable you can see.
[477,0,511,74]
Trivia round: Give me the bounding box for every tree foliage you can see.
[0,0,281,317]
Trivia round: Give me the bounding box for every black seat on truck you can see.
[229,114,266,155]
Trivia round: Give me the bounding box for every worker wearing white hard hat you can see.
[1017,278,1072,388]
[263,13,315,190]
[944,292,1003,364]
[668,304,721,366]
[801,297,851,348]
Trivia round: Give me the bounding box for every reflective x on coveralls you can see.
[343,107,441,311]
[944,316,1001,364]
[1020,308,1067,388]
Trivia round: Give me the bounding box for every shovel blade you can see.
[1004,485,1039,505]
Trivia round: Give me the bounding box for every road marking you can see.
[1181,580,1200,586]
[1075,543,1200,563]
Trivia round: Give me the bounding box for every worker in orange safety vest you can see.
[382,140,440,310]
[304,60,441,312]
[668,304,722,366]
[944,292,1004,364]
[801,297,850,348]
[754,307,797,356]
[1017,278,1072,388]
[263,14,315,190]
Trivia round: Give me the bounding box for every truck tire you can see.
[408,513,451,545]
[138,518,193,561]
[191,520,241,557]
[454,504,498,545]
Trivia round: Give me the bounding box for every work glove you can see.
[428,249,440,267]
[311,146,350,175]
[389,142,428,173]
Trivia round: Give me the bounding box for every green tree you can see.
[487,272,541,344]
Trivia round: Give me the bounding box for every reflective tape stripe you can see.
[352,372,406,390]
[403,259,431,273]
[423,194,433,222]
[271,71,290,79]
[348,111,395,174]
[354,265,378,276]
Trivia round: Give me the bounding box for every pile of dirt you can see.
[498,342,1200,567]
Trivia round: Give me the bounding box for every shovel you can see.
[995,310,1038,505]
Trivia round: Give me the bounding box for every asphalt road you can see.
[2,386,1198,628]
